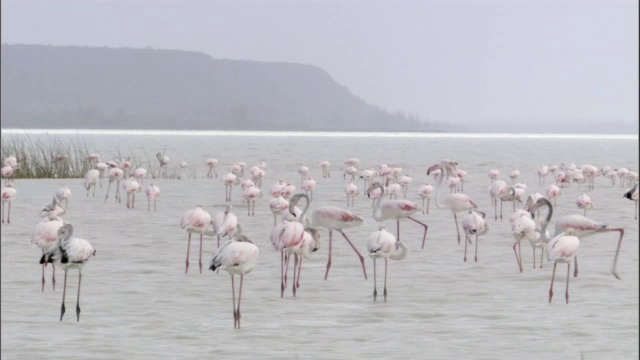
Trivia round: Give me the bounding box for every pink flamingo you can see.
[1,165,14,185]
[145,184,160,212]
[545,229,579,304]
[206,159,218,178]
[446,176,460,193]
[180,206,215,273]
[95,162,108,188]
[320,161,331,178]
[604,170,617,186]
[55,186,71,209]
[280,183,296,200]
[511,213,545,272]
[209,229,259,329]
[222,172,239,202]
[271,218,305,297]
[270,180,287,197]
[416,183,434,214]
[462,209,489,262]
[344,158,360,168]
[537,165,549,186]
[367,182,428,249]
[546,184,562,206]
[310,205,367,280]
[86,153,100,167]
[367,226,408,302]
[298,165,309,186]
[289,227,321,297]
[488,169,500,184]
[243,185,262,216]
[84,169,100,197]
[123,179,141,209]
[623,183,638,220]
[39,223,95,321]
[529,197,625,279]
[344,165,358,181]
[213,206,238,247]
[617,168,629,187]
[1,183,17,224]
[301,177,316,201]
[345,183,359,207]
[250,166,265,187]
[32,202,65,291]
[397,174,412,198]
[156,153,170,178]
[178,161,188,180]
[269,195,289,226]
[576,193,593,216]
[133,167,147,185]
[454,169,467,192]
[428,160,480,244]
[104,165,124,204]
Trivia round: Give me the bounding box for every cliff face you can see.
[1,44,438,131]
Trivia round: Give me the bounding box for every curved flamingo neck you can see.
[369,182,385,222]
[532,198,553,242]
[389,241,408,260]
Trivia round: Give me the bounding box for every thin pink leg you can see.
[76,272,82,321]
[408,216,428,249]
[383,258,388,302]
[549,262,557,303]
[7,203,10,224]
[324,230,333,280]
[372,258,378,301]
[565,263,571,304]
[453,212,461,244]
[60,270,68,321]
[41,262,45,291]
[574,256,578,277]
[280,251,285,297]
[512,238,523,272]
[104,181,112,203]
[292,254,298,297]
[533,248,537,268]
[464,234,469,262]
[237,275,244,329]
[231,275,237,328]
[296,256,303,289]
[199,234,203,273]
[338,229,367,280]
[185,233,191,274]
[52,264,56,291]
[474,234,479,262]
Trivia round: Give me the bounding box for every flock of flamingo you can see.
[1,152,639,328]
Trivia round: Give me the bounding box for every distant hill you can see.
[1,44,446,132]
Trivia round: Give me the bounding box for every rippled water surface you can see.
[1,130,638,359]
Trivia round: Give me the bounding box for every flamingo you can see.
[178,161,188,179]
[213,205,238,247]
[1,183,17,224]
[1,165,14,185]
[122,178,141,209]
[301,177,316,201]
[604,170,617,186]
[269,196,289,226]
[145,184,160,212]
[222,172,239,202]
[546,184,562,206]
[32,203,65,291]
[133,167,147,185]
[367,182,428,249]
[428,161,480,244]
[359,169,377,190]
[617,168,629,187]
[320,161,331,178]
[86,153,100,167]
[280,183,296,200]
[488,169,500,184]
[243,185,262,216]
[344,158,360,168]
[454,169,467,192]
[119,156,133,178]
[206,159,218,178]
[55,186,71,209]
[397,174,412,198]
[285,193,311,226]
[509,169,520,184]
[345,183,359,207]
[209,228,259,329]
[84,169,100,197]
[289,227,321,297]
[446,176,461,193]
[461,209,489,262]
[180,206,215,273]
[39,223,95,321]
[250,166,265,187]
[311,205,367,280]
[545,229,579,304]
[576,193,593,216]
[538,165,549,186]
[271,218,305,297]
[344,166,358,181]
[367,226,408,302]
[95,162,108,188]
[416,183,434,214]
[529,197,625,279]
[104,165,124,204]
[270,180,287,198]
[511,214,545,272]
[156,152,170,178]
[298,165,309,186]
[623,183,638,220]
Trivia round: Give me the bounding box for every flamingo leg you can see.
[231,275,238,328]
[185,233,191,274]
[408,216,429,249]
[283,253,291,291]
[372,258,377,302]
[296,257,303,289]
[60,270,68,321]
[199,234,203,273]
[7,203,10,224]
[154,198,157,212]
[453,212,461,244]
[324,230,333,280]
[383,258,388,302]
[237,275,244,329]
[512,237,523,272]
[104,181,112,203]
[464,234,469,262]
[41,257,45,292]
[574,256,578,277]
[338,229,367,280]
[549,262,557,303]
[292,254,298,297]
[116,180,121,203]
[52,264,56,291]
[76,272,82,321]
[132,193,135,208]
[474,234,479,262]
[565,263,571,304]
[533,248,537,269]
[595,228,625,280]
[540,248,544,268]
[92,184,96,197]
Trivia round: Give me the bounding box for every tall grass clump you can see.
[1,135,94,178]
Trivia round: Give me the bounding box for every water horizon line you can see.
[1,128,637,140]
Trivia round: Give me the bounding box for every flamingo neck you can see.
[389,241,408,260]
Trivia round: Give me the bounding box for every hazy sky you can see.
[2,0,638,126]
